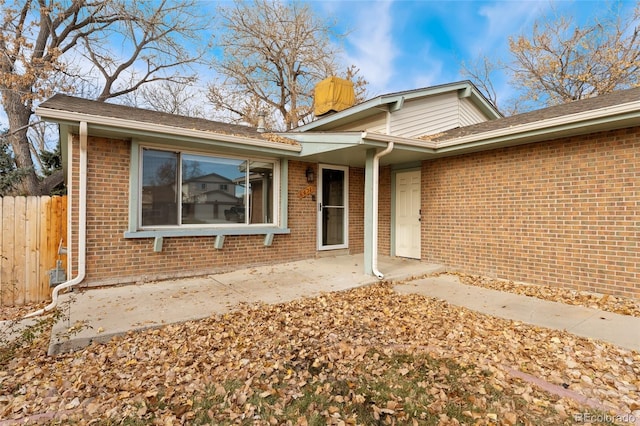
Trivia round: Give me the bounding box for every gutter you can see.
[25,121,87,318]
[370,125,394,279]
[369,111,397,279]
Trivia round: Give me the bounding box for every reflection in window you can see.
[141,149,178,226]
[181,154,246,224]
[248,161,273,224]
[321,168,345,246]
[140,148,275,227]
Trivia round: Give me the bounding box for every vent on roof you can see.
[257,111,266,133]
[314,76,355,116]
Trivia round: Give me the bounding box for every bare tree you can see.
[461,4,640,114]
[122,81,207,118]
[460,56,501,111]
[0,0,210,195]
[207,0,368,131]
[508,5,640,111]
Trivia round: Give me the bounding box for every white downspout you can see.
[25,121,87,318]
[371,141,394,279]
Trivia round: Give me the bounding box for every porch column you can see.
[363,148,376,275]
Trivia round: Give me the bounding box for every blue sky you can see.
[2,0,634,133]
[309,0,636,104]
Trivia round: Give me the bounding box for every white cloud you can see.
[472,1,551,58]
[409,59,444,89]
[341,0,397,95]
[396,40,445,93]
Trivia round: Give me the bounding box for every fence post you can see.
[26,196,40,304]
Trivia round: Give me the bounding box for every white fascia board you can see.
[282,130,437,150]
[361,131,437,149]
[36,107,302,153]
[464,88,503,119]
[393,82,500,119]
[435,101,640,150]
[275,130,438,157]
[280,132,371,156]
[385,81,469,102]
[277,131,363,144]
[293,98,392,132]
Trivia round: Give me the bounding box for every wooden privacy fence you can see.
[0,196,67,307]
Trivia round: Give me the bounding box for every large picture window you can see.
[140,148,276,227]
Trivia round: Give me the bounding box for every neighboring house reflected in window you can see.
[141,150,179,226]
[140,148,276,228]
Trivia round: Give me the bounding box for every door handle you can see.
[319,202,322,211]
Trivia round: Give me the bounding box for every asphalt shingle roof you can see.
[40,86,640,148]
[38,94,298,146]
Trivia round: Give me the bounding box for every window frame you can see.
[127,141,285,236]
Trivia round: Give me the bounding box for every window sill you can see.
[124,226,290,239]
[124,227,290,251]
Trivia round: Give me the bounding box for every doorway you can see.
[395,170,421,259]
[317,164,349,250]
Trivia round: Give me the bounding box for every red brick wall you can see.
[286,160,319,257]
[422,128,640,298]
[349,167,365,253]
[71,136,328,286]
[378,166,392,256]
[71,127,639,298]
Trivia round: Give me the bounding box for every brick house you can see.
[37,81,640,298]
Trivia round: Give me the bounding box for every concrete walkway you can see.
[394,275,640,352]
[23,254,639,354]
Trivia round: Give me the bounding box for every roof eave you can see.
[293,98,390,132]
[360,131,437,150]
[280,130,438,151]
[457,86,503,120]
[295,81,501,132]
[36,107,302,153]
[435,100,640,153]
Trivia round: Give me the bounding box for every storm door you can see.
[317,165,349,250]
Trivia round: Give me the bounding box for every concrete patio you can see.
[47,255,443,354]
[8,254,636,355]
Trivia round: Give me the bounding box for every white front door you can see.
[318,164,349,250]
[395,170,421,259]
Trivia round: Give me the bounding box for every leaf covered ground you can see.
[1,280,639,425]
[450,273,640,318]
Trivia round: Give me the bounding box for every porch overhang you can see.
[281,131,436,166]
[281,99,640,167]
